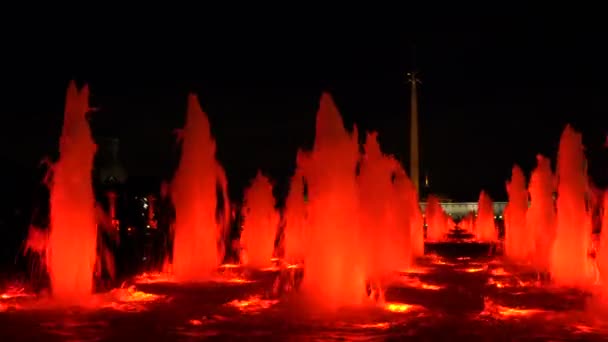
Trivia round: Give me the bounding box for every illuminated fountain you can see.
[504,165,530,262]
[171,94,230,281]
[240,171,280,267]
[550,125,592,287]
[527,155,555,271]
[394,168,423,257]
[298,93,367,310]
[597,195,608,285]
[475,191,496,241]
[459,212,475,234]
[46,81,98,303]
[283,163,308,264]
[425,195,447,241]
[359,132,411,276]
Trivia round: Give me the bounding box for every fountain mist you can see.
[459,212,475,233]
[359,132,411,276]
[284,162,308,264]
[298,93,366,310]
[47,81,98,302]
[551,125,592,286]
[425,195,447,241]
[475,191,496,241]
[505,165,530,261]
[395,168,423,257]
[527,155,556,271]
[240,171,279,267]
[171,94,230,281]
[598,195,608,284]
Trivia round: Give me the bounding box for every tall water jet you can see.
[299,93,365,311]
[425,195,447,241]
[47,81,98,302]
[240,171,279,267]
[475,191,496,241]
[597,194,608,284]
[359,132,410,275]
[551,125,592,286]
[395,168,423,257]
[505,165,530,261]
[284,160,308,264]
[171,94,230,281]
[459,212,475,233]
[527,155,556,270]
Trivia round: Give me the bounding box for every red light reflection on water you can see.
[101,285,166,312]
[0,286,35,300]
[225,295,279,314]
[479,298,546,319]
[399,276,444,290]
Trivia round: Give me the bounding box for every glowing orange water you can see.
[171,94,230,281]
[425,195,447,241]
[359,132,411,275]
[504,165,530,261]
[551,125,592,286]
[47,81,98,302]
[298,93,366,310]
[475,191,496,241]
[240,171,279,267]
[459,212,475,233]
[527,154,555,270]
[597,194,608,284]
[394,167,423,257]
[284,164,307,263]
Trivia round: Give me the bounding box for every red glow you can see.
[459,212,475,233]
[240,171,279,267]
[171,94,230,281]
[425,195,448,241]
[551,125,593,286]
[298,93,367,310]
[0,286,35,300]
[103,284,165,312]
[47,81,98,303]
[359,132,412,277]
[225,295,278,314]
[383,302,423,313]
[480,298,546,319]
[505,165,531,261]
[598,196,608,286]
[475,191,496,241]
[527,155,556,270]
[401,177,424,257]
[283,165,308,264]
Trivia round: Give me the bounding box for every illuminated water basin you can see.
[1,254,608,340]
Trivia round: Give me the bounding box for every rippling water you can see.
[2,255,608,341]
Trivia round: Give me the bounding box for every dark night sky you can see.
[1,13,608,203]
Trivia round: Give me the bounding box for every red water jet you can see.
[505,165,530,262]
[459,212,475,233]
[171,94,230,281]
[395,168,423,257]
[551,125,592,286]
[240,171,279,267]
[298,93,366,310]
[284,161,308,264]
[475,191,496,241]
[527,155,556,271]
[47,81,98,302]
[359,132,411,275]
[597,194,608,284]
[425,195,447,241]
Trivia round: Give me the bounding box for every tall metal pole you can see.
[408,71,421,198]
